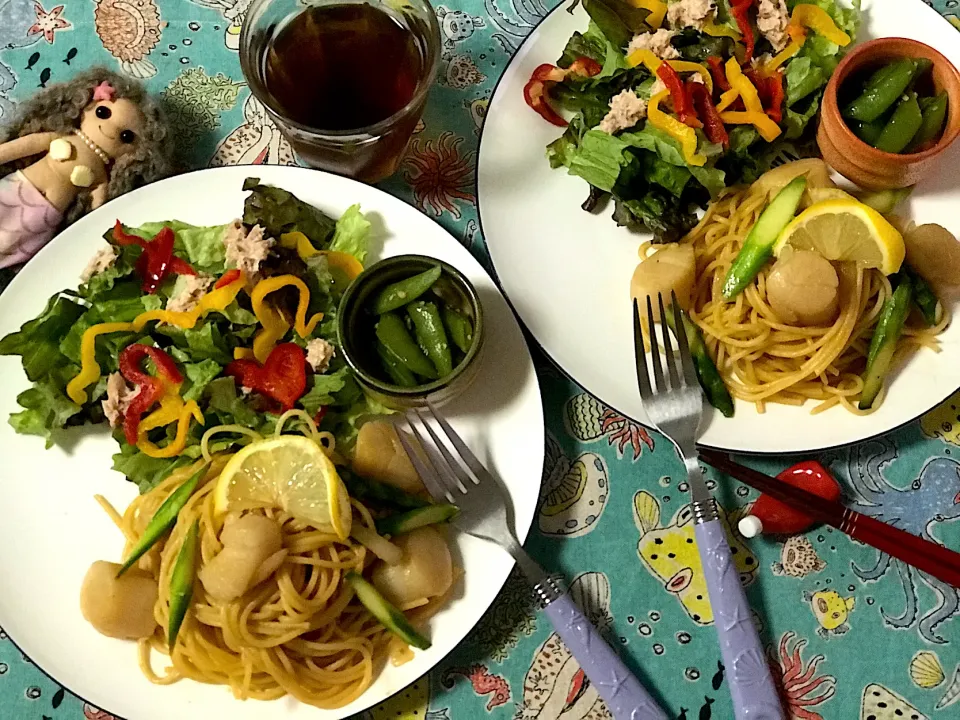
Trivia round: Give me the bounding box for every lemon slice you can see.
[214,436,352,539]
[774,199,905,275]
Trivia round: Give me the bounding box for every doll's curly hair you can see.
[0,67,174,224]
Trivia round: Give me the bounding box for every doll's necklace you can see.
[73,130,111,165]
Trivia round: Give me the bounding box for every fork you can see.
[397,402,669,720]
[633,293,784,720]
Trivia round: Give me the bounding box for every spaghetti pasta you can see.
[676,185,948,414]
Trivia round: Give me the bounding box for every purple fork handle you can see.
[695,519,785,720]
[543,592,668,720]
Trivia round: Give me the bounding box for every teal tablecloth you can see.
[2,1,960,718]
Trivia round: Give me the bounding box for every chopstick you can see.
[699,449,960,589]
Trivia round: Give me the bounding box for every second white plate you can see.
[478,0,960,454]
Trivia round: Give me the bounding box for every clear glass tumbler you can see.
[239,0,440,183]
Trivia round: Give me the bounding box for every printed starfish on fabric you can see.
[29,2,71,44]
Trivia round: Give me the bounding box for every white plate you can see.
[479,0,960,454]
[0,166,543,720]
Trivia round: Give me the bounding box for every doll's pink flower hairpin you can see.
[92,82,115,102]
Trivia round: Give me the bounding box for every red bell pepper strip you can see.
[730,0,756,62]
[707,56,731,92]
[523,58,602,127]
[225,342,307,412]
[111,220,197,293]
[215,269,242,289]
[688,81,729,147]
[746,69,786,123]
[118,344,184,445]
[657,62,701,128]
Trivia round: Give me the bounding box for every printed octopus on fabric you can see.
[538,432,609,538]
[841,440,960,643]
[441,665,511,711]
[633,491,756,625]
[94,0,162,79]
[565,393,654,460]
[767,632,837,720]
[210,94,295,167]
[518,572,613,720]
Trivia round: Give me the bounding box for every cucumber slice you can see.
[345,572,431,650]
[722,176,807,299]
[375,504,459,536]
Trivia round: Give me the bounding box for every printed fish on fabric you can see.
[1,1,960,719]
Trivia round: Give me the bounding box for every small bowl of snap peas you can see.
[337,254,484,408]
[818,37,960,190]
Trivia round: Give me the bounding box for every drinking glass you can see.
[239,0,440,183]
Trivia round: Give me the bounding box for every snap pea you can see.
[375,312,438,379]
[844,59,919,122]
[850,117,886,146]
[376,341,418,387]
[875,93,923,153]
[442,306,474,354]
[909,93,949,150]
[371,266,442,314]
[665,307,734,418]
[345,571,431,649]
[375,503,460,536]
[903,264,939,326]
[168,519,199,649]
[117,463,207,577]
[407,301,453,377]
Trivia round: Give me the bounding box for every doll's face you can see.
[79,97,147,160]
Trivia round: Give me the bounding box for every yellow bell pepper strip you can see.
[627,48,661,73]
[716,88,741,112]
[627,0,667,28]
[137,397,204,459]
[791,4,851,46]
[719,110,783,142]
[647,90,707,166]
[66,271,247,406]
[66,322,136,404]
[702,18,741,39]
[132,270,246,331]
[279,231,364,280]
[625,51,713,93]
[249,275,324,362]
[668,61,713,93]
[763,26,807,73]
[725,57,764,113]
[234,347,256,360]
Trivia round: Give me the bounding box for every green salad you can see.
[525,0,860,241]
[0,179,387,492]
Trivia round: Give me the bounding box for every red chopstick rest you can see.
[738,460,842,537]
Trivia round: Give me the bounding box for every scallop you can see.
[371,526,453,606]
[630,243,697,318]
[911,651,945,689]
[80,561,158,640]
[753,159,837,200]
[353,421,424,494]
[765,249,839,326]
[903,223,960,299]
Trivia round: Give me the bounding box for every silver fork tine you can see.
[658,293,680,390]
[412,408,479,489]
[395,422,455,504]
[405,413,469,495]
[633,298,652,400]
[422,402,490,485]
[646,295,666,392]
[671,291,699,389]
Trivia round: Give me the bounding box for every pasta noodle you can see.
[107,458,396,709]
[677,186,948,414]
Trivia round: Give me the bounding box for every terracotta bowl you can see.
[817,37,960,190]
